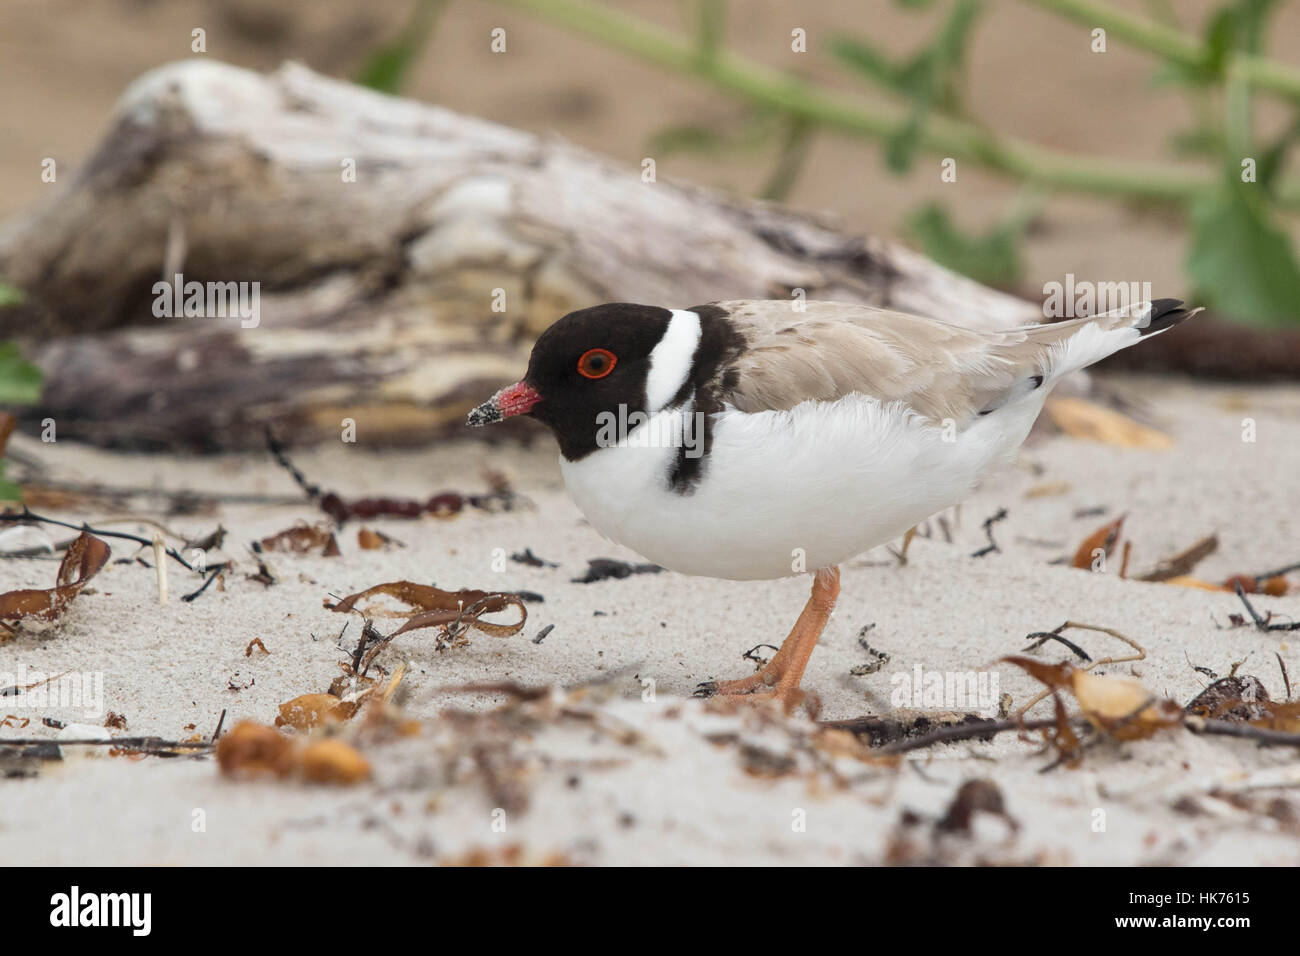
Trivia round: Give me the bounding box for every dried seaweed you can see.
[570,558,663,583]
[969,507,1008,558]
[511,548,557,568]
[1185,675,1272,722]
[326,580,527,674]
[0,530,110,636]
[266,427,526,523]
[259,523,341,556]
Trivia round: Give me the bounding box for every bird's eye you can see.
[577,348,617,379]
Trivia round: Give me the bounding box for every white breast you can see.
[559,392,1044,581]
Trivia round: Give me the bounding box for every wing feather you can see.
[705,300,1161,423]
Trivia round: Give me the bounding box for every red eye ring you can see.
[577,348,617,379]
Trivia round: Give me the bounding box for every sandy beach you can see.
[0,374,1297,865]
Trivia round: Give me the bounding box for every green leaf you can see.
[905,203,1022,287]
[1201,8,1236,77]
[886,110,927,172]
[1168,127,1222,157]
[828,37,905,92]
[1186,177,1300,326]
[1255,115,1300,193]
[356,0,442,94]
[1150,58,1213,89]
[0,342,42,405]
[0,282,23,308]
[1201,0,1282,77]
[835,0,982,172]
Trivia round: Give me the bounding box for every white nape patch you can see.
[644,309,703,413]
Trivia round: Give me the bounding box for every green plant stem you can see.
[758,114,815,202]
[1020,0,1300,102]
[488,0,1294,205]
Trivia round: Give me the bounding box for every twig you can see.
[1013,622,1146,718]
[0,507,200,571]
[1234,582,1300,631]
[211,709,227,742]
[832,711,1300,755]
[0,736,212,752]
[1250,560,1300,584]
[1023,623,1092,662]
[871,717,1066,754]
[1185,717,1300,749]
[181,563,229,603]
[14,480,307,507]
[264,426,322,500]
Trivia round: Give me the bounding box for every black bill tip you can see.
[466,398,503,427]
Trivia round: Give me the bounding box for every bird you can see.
[468,298,1195,707]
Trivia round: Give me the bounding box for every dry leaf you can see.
[1045,396,1173,449]
[300,738,371,784]
[1136,534,1218,582]
[1071,515,1125,571]
[1069,670,1182,738]
[215,721,370,785]
[1003,655,1182,755]
[0,530,111,634]
[215,722,298,778]
[1025,481,1071,499]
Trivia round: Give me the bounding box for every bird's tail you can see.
[1032,298,1200,382]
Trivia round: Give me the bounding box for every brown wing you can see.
[706,300,1127,423]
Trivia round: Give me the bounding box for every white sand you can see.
[1,375,1299,865]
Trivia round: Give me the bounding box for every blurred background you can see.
[1,0,1298,464]
[5,0,1300,303]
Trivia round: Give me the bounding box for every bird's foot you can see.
[693,670,803,711]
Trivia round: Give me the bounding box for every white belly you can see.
[559,394,1041,581]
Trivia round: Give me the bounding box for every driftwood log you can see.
[0,59,1042,451]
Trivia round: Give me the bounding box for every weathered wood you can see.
[0,60,1036,450]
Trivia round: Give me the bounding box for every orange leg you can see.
[695,566,840,710]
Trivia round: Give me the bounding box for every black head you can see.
[467,302,742,463]
[520,303,673,459]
